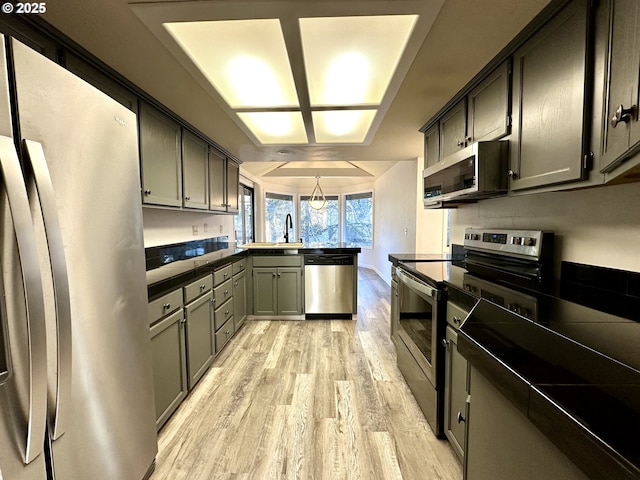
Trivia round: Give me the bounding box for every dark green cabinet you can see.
[424,123,440,169]
[467,60,511,143]
[208,147,227,212]
[597,0,640,179]
[233,269,247,331]
[184,291,215,389]
[253,266,303,316]
[139,102,182,207]
[440,99,468,158]
[182,130,209,210]
[509,0,591,191]
[226,160,240,214]
[149,307,186,431]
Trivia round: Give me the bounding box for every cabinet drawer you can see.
[252,255,302,267]
[214,278,233,308]
[214,298,234,331]
[232,258,247,275]
[214,264,233,286]
[215,317,234,353]
[183,274,213,304]
[446,301,470,330]
[148,289,183,325]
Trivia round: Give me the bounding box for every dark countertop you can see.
[148,244,361,301]
[391,254,640,480]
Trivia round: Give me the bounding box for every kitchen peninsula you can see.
[146,237,360,430]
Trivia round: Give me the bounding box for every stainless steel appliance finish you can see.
[423,141,509,207]
[395,267,443,436]
[0,37,157,480]
[304,254,354,315]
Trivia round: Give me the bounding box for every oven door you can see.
[396,267,440,387]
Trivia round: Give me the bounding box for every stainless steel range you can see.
[391,228,554,438]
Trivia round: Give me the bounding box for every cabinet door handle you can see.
[456,140,465,147]
[144,189,151,195]
[508,170,518,179]
[457,411,466,424]
[465,136,472,143]
[224,289,229,296]
[185,196,191,201]
[272,272,277,277]
[442,339,449,348]
[611,104,637,127]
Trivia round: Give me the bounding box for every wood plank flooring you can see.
[152,268,462,480]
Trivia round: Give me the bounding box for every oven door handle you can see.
[396,268,438,299]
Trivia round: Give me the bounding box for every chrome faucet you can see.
[284,213,293,243]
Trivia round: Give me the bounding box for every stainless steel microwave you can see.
[423,141,509,208]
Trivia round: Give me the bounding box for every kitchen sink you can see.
[241,242,304,249]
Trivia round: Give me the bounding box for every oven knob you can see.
[524,237,536,246]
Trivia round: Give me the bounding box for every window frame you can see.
[343,189,374,249]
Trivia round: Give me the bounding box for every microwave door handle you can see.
[0,135,47,463]
[23,140,71,440]
[396,268,437,299]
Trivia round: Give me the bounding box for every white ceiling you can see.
[41,0,552,186]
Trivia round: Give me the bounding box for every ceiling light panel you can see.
[312,110,377,143]
[237,111,308,144]
[164,19,299,108]
[300,15,419,107]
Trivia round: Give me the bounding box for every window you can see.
[234,185,254,245]
[299,195,339,244]
[345,191,373,247]
[265,192,295,242]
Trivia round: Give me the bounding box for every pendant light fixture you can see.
[308,176,327,210]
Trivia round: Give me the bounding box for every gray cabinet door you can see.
[424,123,440,169]
[510,0,590,191]
[233,270,247,331]
[599,0,640,173]
[226,160,240,214]
[277,267,303,315]
[208,147,227,212]
[150,309,187,431]
[440,99,468,159]
[184,292,214,389]
[182,130,209,210]
[253,268,278,315]
[444,325,467,462]
[468,60,511,143]
[139,102,182,206]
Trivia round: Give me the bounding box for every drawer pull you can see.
[162,303,171,310]
[200,284,206,290]
[453,316,462,325]
[457,411,466,424]
[442,339,449,348]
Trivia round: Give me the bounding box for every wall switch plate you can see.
[192,225,198,235]
[204,223,208,232]
[219,224,223,233]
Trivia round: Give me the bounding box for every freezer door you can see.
[0,37,48,480]
[11,38,158,480]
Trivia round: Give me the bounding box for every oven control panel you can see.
[463,228,552,260]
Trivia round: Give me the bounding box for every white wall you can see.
[142,208,235,247]
[415,157,446,254]
[450,182,640,275]
[369,160,418,282]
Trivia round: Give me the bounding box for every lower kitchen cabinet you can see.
[233,268,247,331]
[184,286,215,389]
[252,256,303,316]
[213,263,236,354]
[390,266,399,346]
[150,309,187,431]
[465,366,589,480]
[443,301,470,463]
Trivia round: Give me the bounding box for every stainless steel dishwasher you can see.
[304,254,354,318]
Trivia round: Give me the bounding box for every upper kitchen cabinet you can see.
[208,147,240,214]
[208,147,227,212]
[139,102,183,207]
[182,129,209,210]
[467,60,511,143]
[595,0,640,181]
[423,124,440,169]
[509,0,592,191]
[440,99,468,159]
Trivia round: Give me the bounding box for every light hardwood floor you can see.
[152,268,463,480]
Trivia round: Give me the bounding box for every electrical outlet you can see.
[204,223,208,232]
[192,225,198,235]
[404,227,408,237]
[219,224,223,233]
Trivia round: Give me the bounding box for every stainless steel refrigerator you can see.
[0,36,157,479]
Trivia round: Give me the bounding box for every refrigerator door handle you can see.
[23,139,71,440]
[0,135,47,463]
